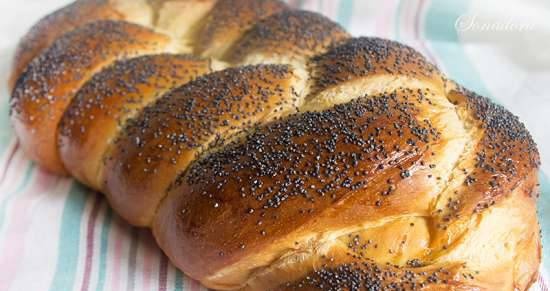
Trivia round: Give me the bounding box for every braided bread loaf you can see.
[9,1,542,290]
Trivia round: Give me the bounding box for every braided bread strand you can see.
[9,1,541,290]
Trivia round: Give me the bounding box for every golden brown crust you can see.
[450,87,540,205]
[8,2,542,291]
[225,10,350,64]
[308,37,445,97]
[274,258,472,291]
[58,54,212,190]
[154,89,446,286]
[194,0,288,58]
[266,88,541,291]
[10,20,171,174]
[154,85,541,290]
[8,0,124,91]
[428,87,540,246]
[104,64,302,227]
[271,170,541,291]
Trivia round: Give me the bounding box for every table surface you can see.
[0,1,548,291]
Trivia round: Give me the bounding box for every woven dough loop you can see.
[8,1,541,290]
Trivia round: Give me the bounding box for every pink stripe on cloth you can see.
[0,168,58,291]
[540,274,549,291]
[0,145,27,202]
[375,0,398,37]
[109,218,127,291]
[139,230,158,291]
[190,279,200,291]
[80,195,102,291]
[158,253,168,291]
[326,0,339,20]
[287,0,299,9]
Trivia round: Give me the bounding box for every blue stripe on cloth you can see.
[48,182,88,291]
[394,0,404,40]
[424,0,490,97]
[538,172,550,269]
[95,203,113,291]
[175,270,184,291]
[337,0,353,29]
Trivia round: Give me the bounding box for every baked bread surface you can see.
[9,1,541,290]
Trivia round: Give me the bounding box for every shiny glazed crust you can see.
[11,20,171,173]
[104,64,302,226]
[58,54,212,190]
[9,1,542,290]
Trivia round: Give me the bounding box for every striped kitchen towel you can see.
[0,0,548,290]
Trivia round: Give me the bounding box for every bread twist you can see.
[8,1,542,290]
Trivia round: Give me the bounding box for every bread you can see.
[8,1,542,290]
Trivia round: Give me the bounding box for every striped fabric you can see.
[0,0,548,290]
